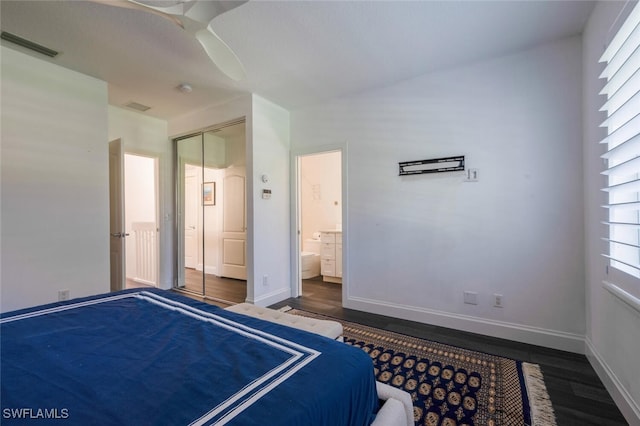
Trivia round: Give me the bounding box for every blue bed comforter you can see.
[1,289,378,425]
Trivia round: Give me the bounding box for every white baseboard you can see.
[248,287,291,307]
[195,264,218,275]
[344,296,585,354]
[132,277,156,287]
[158,280,172,290]
[585,338,640,425]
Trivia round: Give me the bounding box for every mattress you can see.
[1,289,378,425]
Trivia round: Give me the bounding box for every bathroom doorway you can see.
[296,150,343,304]
[174,119,247,305]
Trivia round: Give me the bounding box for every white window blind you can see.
[600,2,640,281]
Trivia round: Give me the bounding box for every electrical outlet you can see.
[494,293,503,308]
[58,289,70,301]
[262,275,268,287]
[463,291,478,305]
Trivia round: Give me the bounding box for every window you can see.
[599,2,640,284]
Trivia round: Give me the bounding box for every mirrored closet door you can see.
[175,120,247,304]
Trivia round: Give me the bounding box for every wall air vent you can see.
[125,102,151,112]
[1,31,59,58]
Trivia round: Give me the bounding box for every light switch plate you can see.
[464,168,479,182]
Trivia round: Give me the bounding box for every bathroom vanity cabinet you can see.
[320,231,342,283]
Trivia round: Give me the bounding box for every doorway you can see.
[124,153,159,289]
[174,120,247,305]
[296,150,343,303]
[109,140,160,292]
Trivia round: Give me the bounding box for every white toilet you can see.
[301,237,321,279]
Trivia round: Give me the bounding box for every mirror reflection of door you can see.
[184,166,198,270]
[222,167,247,280]
[175,120,247,305]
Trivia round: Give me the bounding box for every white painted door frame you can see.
[110,144,162,291]
[291,144,348,301]
[124,151,160,288]
[176,155,198,290]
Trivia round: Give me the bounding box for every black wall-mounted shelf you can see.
[398,155,465,176]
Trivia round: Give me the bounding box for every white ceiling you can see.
[0,0,595,120]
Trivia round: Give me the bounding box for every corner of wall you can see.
[585,338,640,425]
[247,286,291,307]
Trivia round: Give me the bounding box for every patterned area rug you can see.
[286,309,557,426]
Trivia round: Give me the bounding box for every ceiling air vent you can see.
[125,102,151,112]
[1,31,59,58]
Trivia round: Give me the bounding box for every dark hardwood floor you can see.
[268,280,628,426]
[178,268,246,305]
[125,278,155,290]
[172,277,627,425]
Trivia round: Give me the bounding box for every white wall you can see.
[300,151,342,241]
[168,96,250,137]
[250,95,291,306]
[583,2,640,423]
[169,95,290,306]
[1,46,110,312]
[291,36,585,352]
[108,106,172,289]
[226,131,246,168]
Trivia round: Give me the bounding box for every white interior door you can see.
[109,139,125,292]
[184,166,198,269]
[221,167,246,280]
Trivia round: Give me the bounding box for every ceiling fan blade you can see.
[87,0,184,29]
[183,1,248,25]
[89,0,246,81]
[195,27,246,81]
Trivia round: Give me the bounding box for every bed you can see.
[1,289,379,425]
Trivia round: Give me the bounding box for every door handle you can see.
[110,233,130,238]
